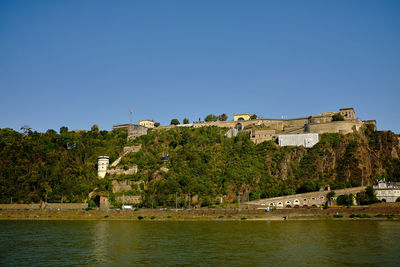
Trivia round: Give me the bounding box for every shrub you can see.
[332,113,344,121]
[333,214,343,218]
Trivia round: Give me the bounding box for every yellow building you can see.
[233,113,251,121]
[139,120,155,128]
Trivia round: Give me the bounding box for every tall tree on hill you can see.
[183,118,190,124]
[332,113,344,121]
[219,113,228,121]
[205,114,218,122]
[171,119,180,125]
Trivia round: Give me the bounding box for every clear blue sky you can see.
[1,0,399,133]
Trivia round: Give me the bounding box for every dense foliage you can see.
[1,124,398,207]
[0,127,127,203]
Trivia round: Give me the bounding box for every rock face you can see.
[268,128,400,186]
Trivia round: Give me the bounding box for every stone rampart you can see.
[245,186,366,208]
[309,119,363,135]
[112,179,138,193]
[115,195,140,204]
[108,165,138,176]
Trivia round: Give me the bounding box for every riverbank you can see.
[0,203,399,221]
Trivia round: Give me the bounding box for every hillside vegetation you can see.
[0,126,126,203]
[0,125,399,207]
[118,125,400,207]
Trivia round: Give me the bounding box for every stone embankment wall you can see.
[115,196,140,204]
[245,186,366,208]
[110,145,142,167]
[0,203,88,210]
[112,179,141,193]
[108,165,138,176]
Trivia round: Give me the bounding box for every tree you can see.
[154,122,160,127]
[218,113,228,121]
[183,118,190,124]
[326,191,336,205]
[60,126,68,134]
[20,125,32,136]
[336,194,354,206]
[170,119,180,125]
[358,186,379,205]
[205,114,218,122]
[332,113,344,121]
[250,114,258,120]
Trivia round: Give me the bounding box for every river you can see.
[0,220,399,266]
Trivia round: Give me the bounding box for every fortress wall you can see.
[112,179,134,193]
[115,195,140,204]
[245,186,366,208]
[309,120,363,135]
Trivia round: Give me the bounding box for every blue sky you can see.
[1,0,399,133]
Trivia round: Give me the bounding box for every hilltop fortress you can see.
[113,107,376,144]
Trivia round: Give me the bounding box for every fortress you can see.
[99,107,377,208]
[112,107,376,144]
[137,107,376,144]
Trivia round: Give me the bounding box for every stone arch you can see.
[285,200,291,208]
[269,202,274,207]
[235,123,243,131]
[277,202,283,208]
[293,199,300,205]
[381,199,386,202]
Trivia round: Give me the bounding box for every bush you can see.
[332,113,344,121]
[333,214,343,218]
[336,194,354,206]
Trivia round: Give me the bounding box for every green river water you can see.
[0,220,399,266]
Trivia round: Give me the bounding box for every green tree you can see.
[183,118,190,124]
[154,122,160,127]
[60,126,68,134]
[170,119,180,125]
[205,114,218,122]
[336,194,353,206]
[250,114,258,120]
[332,113,344,121]
[358,186,379,205]
[218,113,228,121]
[326,191,335,205]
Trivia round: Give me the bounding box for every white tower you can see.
[98,156,109,178]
